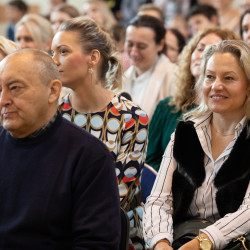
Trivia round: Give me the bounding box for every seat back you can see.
[141,163,157,203]
[119,207,129,250]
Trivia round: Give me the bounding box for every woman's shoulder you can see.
[112,94,148,124]
[58,93,71,110]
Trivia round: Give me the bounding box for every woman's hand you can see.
[178,238,200,250]
[154,241,173,250]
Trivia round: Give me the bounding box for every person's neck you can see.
[10,108,58,138]
[70,83,114,113]
[211,112,245,136]
[134,56,158,77]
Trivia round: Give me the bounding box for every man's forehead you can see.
[0,55,39,82]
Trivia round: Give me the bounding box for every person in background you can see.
[49,0,66,11]
[45,0,66,19]
[146,28,239,171]
[82,0,117,32]
[0,36,19,61]
[51,16,148,249]
[0,48,121,249]
[186,4,219,36]
[5,0,28,41]
[137,3,165,24]
[144,39,250,250]
[165,28,186,63]
[240,8,250,44]
[239,0,250,13]
[50,4,79,34]
[110,23,130,71]
[211,0,240,33]
[123,15,176,121]
[137,5,186,64]
[15,14,53,54]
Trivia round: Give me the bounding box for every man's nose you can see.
[0,89,12,107]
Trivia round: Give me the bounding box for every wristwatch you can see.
[196,234,213,250]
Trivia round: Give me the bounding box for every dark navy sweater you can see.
[0,114,120,250]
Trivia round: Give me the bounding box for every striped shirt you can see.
[143,114,250,249]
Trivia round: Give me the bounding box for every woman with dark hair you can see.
[165,28,186,63]
[123,15,176,121]
[51,16,148,249]
[240,8,250,44]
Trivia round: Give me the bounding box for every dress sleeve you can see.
[143,132,178,249]
[201,181,250,250]
[116,107,149,210]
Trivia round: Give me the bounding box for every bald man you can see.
[0,49,120,249]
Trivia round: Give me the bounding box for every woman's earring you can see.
[88,67,94,74]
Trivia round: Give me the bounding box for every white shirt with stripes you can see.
[143,114,250,249]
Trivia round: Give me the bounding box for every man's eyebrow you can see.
[6,80,20,86]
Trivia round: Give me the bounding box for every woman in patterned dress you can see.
[51,16,148,249]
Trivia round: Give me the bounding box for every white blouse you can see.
[143,114,250,249]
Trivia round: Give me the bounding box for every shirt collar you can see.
[26,112,58,138]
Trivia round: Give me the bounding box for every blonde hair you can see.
[15,14,54,52]
[184,40,250,121]
[0,36,19,57]
[59,16,122,90]
[82,0,117,32]
[170,28,239,112]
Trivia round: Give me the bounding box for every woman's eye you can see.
[225,76,234,81]
[243,27,249,32]
[205,75,213,80]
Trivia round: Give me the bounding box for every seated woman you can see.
[123,15,176,121]
[50,3,79,34]
[146,28,239,171]
[82,0,117,32]
[51,16,148,249]
[143,39,250,250]
[165,28,186,64]
[0,35,19,61]
[240,8,250,44]
[15,14,53,54]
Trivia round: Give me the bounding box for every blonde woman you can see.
[51,16,148,249]
[15,14,53,53]
[144,39,250,250]
[0,35,19,61]
[146,28,239,171]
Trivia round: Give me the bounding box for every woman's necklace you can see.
[212,124,235,136]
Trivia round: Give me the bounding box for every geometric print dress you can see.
[58,94,148,249]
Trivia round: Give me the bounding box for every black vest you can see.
[172,120,250,224]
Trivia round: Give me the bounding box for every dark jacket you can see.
[171,120,250,224]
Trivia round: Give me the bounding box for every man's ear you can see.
[48,79,62,104]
